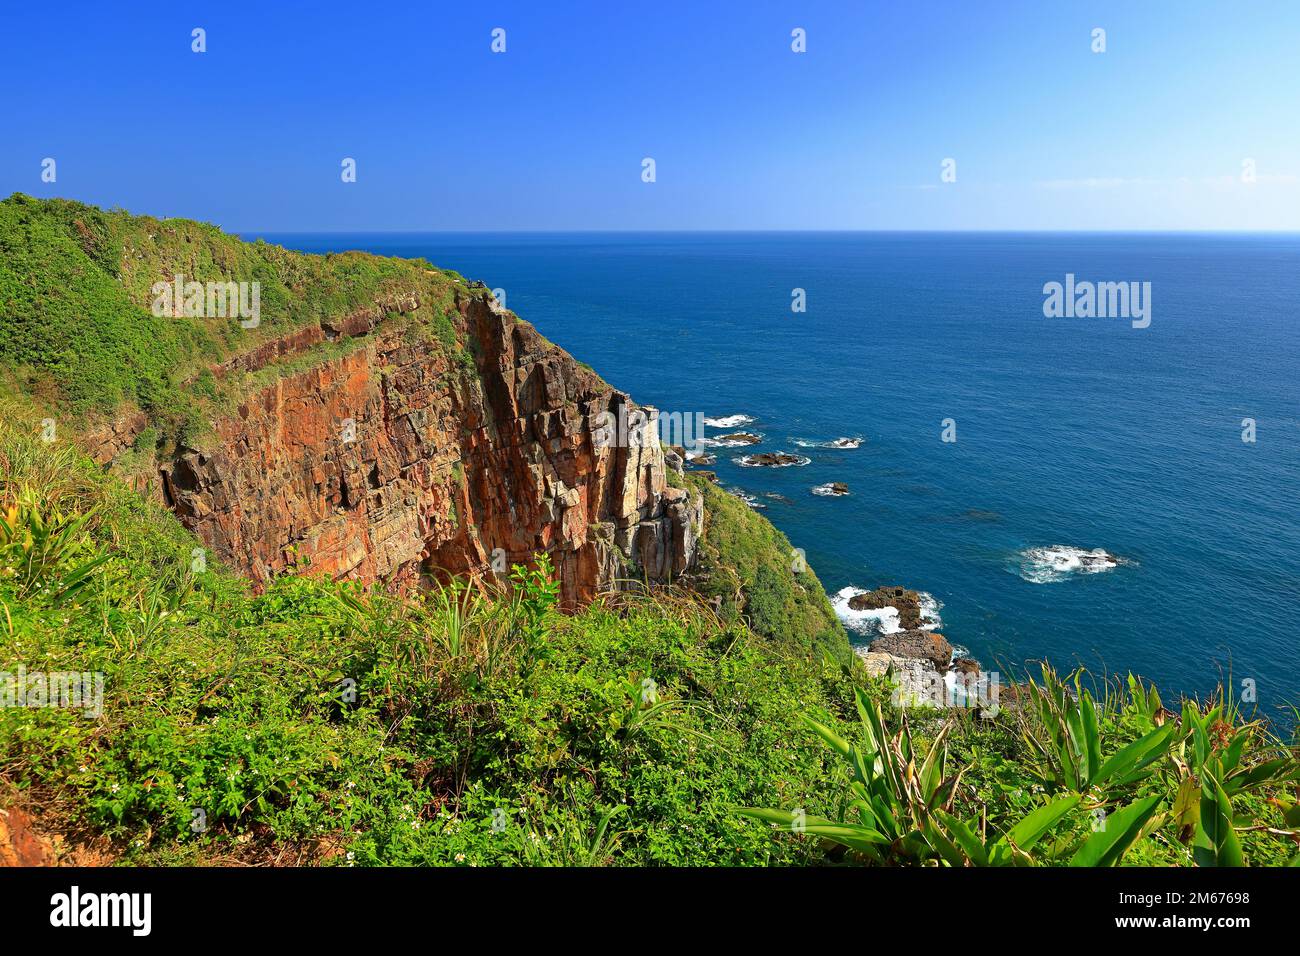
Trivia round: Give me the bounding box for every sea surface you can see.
[253,231,1300,717]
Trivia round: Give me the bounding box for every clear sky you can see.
[3,0,1298,231]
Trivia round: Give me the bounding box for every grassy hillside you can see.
[0,193,466,439]
[687,473,848,660]
[1,410,1298,866]
[1,197,1297,867]
[0,408,861,864]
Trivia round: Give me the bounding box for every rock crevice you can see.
[156,292,700,606]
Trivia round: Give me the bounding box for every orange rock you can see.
[155,293,700,608]
[0,807,56,867]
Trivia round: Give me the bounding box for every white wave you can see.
[918,592,944,631]
[700,433,762,448]
[1017,545,1126,584]
[704,414,755,428]
[734,452,811,467]
[727,489,765,510]
[832,586,945,637]
[811,483,849,497]
[792,437,864,449]
[832,586,903,636]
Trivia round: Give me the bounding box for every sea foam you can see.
[704,414,755,428]
[811,483,847,497]
[792,437,863,449]
[735,453,811,467]
[701,433,763,448]
[1017,545,1128,584]
[831,586,944,636]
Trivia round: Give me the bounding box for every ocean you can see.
[254,231,1300,718]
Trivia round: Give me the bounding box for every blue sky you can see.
[3,0,1298,231]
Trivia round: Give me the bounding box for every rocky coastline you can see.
[848,585,994,711]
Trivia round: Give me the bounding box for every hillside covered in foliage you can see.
[1,196,1297,867]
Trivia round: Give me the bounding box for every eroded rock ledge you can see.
[150,292,700,607]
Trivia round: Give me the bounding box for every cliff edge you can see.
[0,195,836,641]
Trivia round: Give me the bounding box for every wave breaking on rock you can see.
[735,452,811,468]
[832,585,943,636]
[703,414,755,428]
[1016,545,1129,584]
[791,436,863,449]
[701,432,762,448]
[811,482,850,497]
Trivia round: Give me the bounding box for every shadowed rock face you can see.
[153,291,700,608]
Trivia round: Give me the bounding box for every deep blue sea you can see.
[255,231,1300,718]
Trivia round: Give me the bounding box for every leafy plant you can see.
[0,491,106,599]
[1169,699,1300,866]
[740,671,1300,867]
[509,553,559,676]
[1019,666,1180,798]
[741,687,1096,866]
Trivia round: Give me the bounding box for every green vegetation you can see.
[1,412,1295,866]
[0,197,1296,867]
[742,674,1300,866]
[0,193,466,438]
[688,473,848,660]
[0,412,858,865]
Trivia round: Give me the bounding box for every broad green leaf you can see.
[1079,689,1102,786]
[1283,802,1300,830]
[1227,757,1300,793]
[801,714,851,759]
[934,810,989,866]
[1193,777,1244,868]
[1093,721,1180,789]
[1069,796,1162,867]
[1000,795,1082,852]
[802,822,891,854]
[923,815,972,867]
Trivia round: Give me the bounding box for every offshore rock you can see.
[848,585,925,630]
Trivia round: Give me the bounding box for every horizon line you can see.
[232,227,1300,236]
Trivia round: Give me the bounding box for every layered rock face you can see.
[156,292,701,607]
